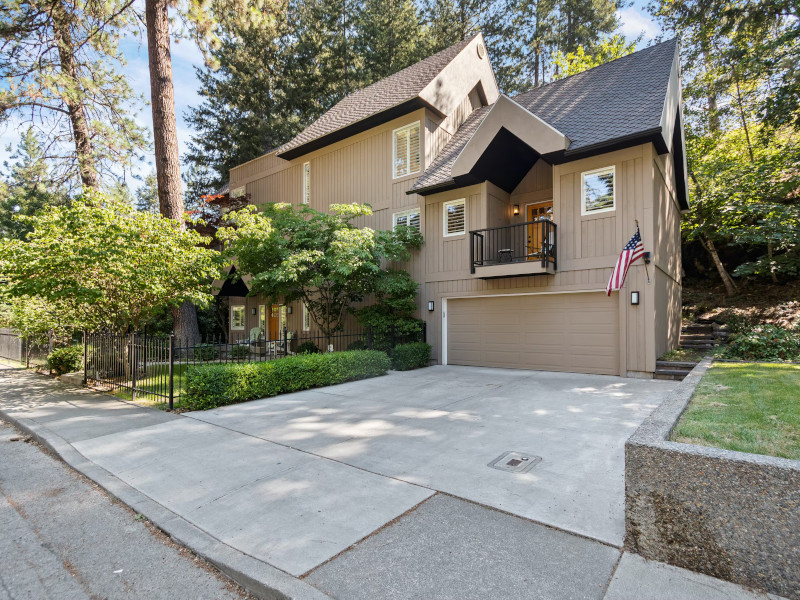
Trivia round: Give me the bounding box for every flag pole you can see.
[636,219,651,284]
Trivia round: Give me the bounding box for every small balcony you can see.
[470,220,557,278]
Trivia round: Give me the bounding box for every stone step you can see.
[682,324,714,333]
[654,370,689,381]
[680,333,715,341]
[656,361,697,369]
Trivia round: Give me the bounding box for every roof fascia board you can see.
[419,33,499,118]
[658,42,690,210]
[276,97,425,160]
[451,95,569,178]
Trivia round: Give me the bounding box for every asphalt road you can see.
[0,421,251,600]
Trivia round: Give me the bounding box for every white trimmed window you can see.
[443,199,466,237]
[581,166,616,215]
[393,122,421,178]
[393,208,421,231]
[302,303,311,331]
[231,305,246,330]
[302,162,310,204]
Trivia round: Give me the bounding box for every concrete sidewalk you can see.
[0,365,784,600]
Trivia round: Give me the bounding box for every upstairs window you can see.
[581,166,615,215]
[302,162,310,204]
[393,122,421,178]
[443,199,466,237]
[393,208,421,231]
[231,305,246,330]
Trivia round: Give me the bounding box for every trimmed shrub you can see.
[721,324,800,362]
[391,342,431,371]
[47,345,83,375]
[296,341,320,354]
[347,339,367,351]
[230,344,251,359]
[183,350,391,410]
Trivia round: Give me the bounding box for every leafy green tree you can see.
[0,129,68,240]
[553,34,636,79]
[0,0,147,189]
[218,203,422,340]
[0,295,73,353]
[354,0,428,83]
[0,190,221,332]
[135,173,160,213]
[353,268,422,348]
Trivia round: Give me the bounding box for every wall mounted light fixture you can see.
[287,306,293,314]
[513,204,520,216]
[631,291,640,306]
[643,251,651,265]
[428,301,435,312]
[251,308,257,315]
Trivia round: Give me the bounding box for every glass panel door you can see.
[527,201,553,259]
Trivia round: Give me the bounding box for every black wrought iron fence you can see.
[85,323,425,409]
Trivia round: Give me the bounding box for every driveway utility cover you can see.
[488,451,542,473]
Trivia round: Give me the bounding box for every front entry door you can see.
[527,201,553,259]
[269,304,280,340]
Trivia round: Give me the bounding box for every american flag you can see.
[607,226,645,296]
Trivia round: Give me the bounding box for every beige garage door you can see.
[446,293,619,375]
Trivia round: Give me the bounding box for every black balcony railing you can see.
[470,219,557,274]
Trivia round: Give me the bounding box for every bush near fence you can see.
[183,350,391,410]
[391,342,432,371]
[47,346,83,375]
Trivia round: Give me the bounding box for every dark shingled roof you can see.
[411,38,678,194]
[276,36,478,159]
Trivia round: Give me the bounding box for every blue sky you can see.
[1,2,661,194]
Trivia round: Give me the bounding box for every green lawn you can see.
[671,362,800,459]
[111,364,190,410]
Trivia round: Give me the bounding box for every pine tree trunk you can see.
[145,0,201,346]
[51,2,99,189]
[699,235,738,296]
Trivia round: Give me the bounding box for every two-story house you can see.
[219,34,688,378]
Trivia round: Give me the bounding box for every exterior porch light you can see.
[631,291,640,306]
[428,300,435,312]
[251,308,257,315]
[512,204,520,216]
[287,306,293,314]
[643,251,651,265]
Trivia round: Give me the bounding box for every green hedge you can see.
[183,350,391,410]
[721,324,800,362]
[47,345,83,375]
[391,342,431,371]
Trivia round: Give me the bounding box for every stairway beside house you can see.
[654,321,719,381]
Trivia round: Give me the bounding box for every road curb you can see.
[0,408,332,600]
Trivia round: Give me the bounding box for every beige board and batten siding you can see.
[421,144,674,376]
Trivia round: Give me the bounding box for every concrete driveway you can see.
[187,366,676,547]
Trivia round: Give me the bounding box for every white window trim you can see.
[231,305,246,330]
[581,165,616,216]
[302,162,310,204]
[392,207,421,231]
[302,303,311,332]
[392,121,421,179]
[443,198,466,237]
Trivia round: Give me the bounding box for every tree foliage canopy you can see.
[218,203,423,337]
[0,191,221,331]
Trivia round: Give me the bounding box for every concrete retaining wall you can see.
[625,358,800,599]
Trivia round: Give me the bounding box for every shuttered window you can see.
[302,162,310,204]
[393,122,421,178]
[393,208,421,231]
[443,199,466,236]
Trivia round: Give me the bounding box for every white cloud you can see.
[617,7,661,43]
